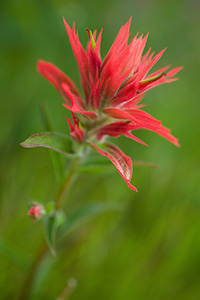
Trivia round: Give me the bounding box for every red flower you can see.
[28,202,45,222]
[37,18,182,191]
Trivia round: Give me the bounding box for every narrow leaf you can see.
[44,215,57,256]
[44,211,65,256]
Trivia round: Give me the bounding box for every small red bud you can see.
[28,202,45,222]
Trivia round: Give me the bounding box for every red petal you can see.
[100,31,149,100]
[104,107,140,123]
[124,132,149,146]
[88,141,137,191]
[89,74,102,109]
[120,94,145,109]
[142,65,170,81]
[62,83,97,119]
[63,18,90,99]
[95,28,103,58]
[137,66,183,94]
[121,108,179,146]
[126,109,179,146]
[137,48,167,82]
[101,44,135,99]
[165,66,183,78]
[96,121,148,146]
[65,115,74,132]
[104,107,179,146]
[66,114,84,143]
[124,33,149,74]
[126,109,161,126]
[102,18,132,70]
[143,123,180,146]
[37,60,80,105]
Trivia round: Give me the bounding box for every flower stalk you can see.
[55,156,81,210]
[19,157,81,300]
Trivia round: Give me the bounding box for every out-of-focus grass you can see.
[0,0,200,299]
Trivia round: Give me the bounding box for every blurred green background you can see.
[1,0,200,299]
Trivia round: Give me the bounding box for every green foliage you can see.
[44,210,65,256]
[20,132,76,156]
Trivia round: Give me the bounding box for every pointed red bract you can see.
[88,141,137,191]
[104,107,179,146]
[37,18,182,190]
[96,122,148,146]
[62,83,97,120]
[66,113,84,143]
[37,60,80,105]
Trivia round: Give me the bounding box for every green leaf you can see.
[20,132,76,156]
[44,211,65,256]
[45,202,55,215]
[58,202,121,239]
[44,215,57,256]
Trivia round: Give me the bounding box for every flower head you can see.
[37,18,182,191]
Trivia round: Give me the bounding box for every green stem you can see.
[55,157,81,210]
[18,156,81,300]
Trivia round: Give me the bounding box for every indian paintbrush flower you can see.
[37,17,182,191]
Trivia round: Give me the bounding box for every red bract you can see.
[66,113,84,144]
[37,18,182,191]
